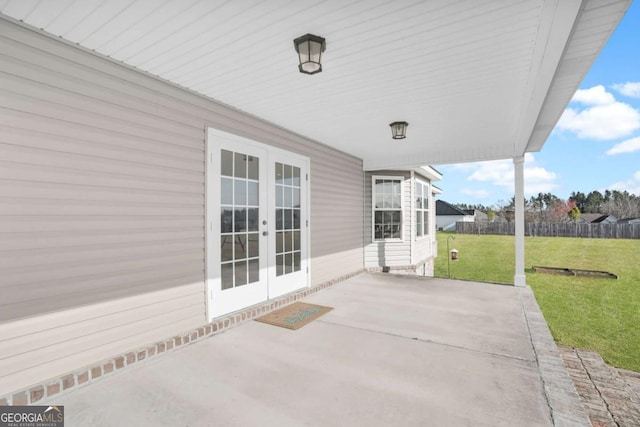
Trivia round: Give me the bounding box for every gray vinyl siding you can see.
[364,171,412,267]
[0,18,363,396]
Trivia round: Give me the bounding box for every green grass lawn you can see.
[435,231,640,372]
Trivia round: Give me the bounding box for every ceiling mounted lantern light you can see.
[390,121,409,140]
[294,34,326,74]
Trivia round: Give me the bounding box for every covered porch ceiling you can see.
[0,0,630,170]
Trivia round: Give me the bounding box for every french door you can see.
[206,129,309,319]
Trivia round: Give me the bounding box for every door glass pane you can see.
[284,209,292,230]
[276,231,284,253]
[221,235,233,262]
[293,209,300,229]
[221,149,259,290]
[293,188,300,208]
[276,254,284,276]
[248,233,259,258]
[284,164,292,185]
[221,178,233,205]
[247,156,259,180]
[284,187,292,207]
[235,261,247,286]
[276,209,283,230]
[221,150,233,177]
[235,234,246,260]
[248,259,259,283]
[274,161,303,278]
[221,208,233,233]
[294,253,300,272]
[234,180,246,205]
[293,167,301,186]
[234,208,246,232]
[285,231,293,252]
[248,182,259,206]
[234,153,246,178]
[247,208,259,232]
[294,231,300,251]
[285,253,293,274]
[221,263,233,290]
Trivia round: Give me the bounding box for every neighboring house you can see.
[464,209,488,222]
[365,167,442,275]
[578,213,617,223]
[436,200,475,231]
[0,1,630,403]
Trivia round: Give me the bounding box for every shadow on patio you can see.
[47,273,587,426]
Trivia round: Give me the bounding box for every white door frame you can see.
[205,128,311,321]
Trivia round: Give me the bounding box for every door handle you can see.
[263,231,269,236]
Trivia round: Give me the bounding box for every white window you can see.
[415,179,430,238]
[372,176,403,240]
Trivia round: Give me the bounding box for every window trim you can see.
[415,178,431,240]
[371,175,404,242]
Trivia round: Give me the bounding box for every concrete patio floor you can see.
[44,273,588,426]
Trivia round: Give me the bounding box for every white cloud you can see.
[606,136,640,155]
[607,171,640,195]
[558,104,640,140]
[612,82,640,98]
[460,189,490,199]
[466,154,558,196]
[556,86,640,140]
[467,159,514,189]
[572,85,615,105]
[524,165,559,194]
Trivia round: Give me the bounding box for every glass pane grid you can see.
[374,178,402,240]
[415,180,430,238]
[275,163,302,277]
[221,149,261,290]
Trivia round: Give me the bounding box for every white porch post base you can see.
[514,273,527,287]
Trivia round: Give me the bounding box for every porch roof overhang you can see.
[0,0,630,170]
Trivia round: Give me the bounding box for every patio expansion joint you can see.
[315,319,535,364]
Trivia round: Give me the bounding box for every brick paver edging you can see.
[517,286,592,427]
[0,270,364,406]
[561,346,640,427]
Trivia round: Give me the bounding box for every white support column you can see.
[514,156,527,287]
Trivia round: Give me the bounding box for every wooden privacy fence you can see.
[455,221,640,239]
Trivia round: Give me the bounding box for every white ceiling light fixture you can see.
[293,34,326,75]
[390,121,409,140]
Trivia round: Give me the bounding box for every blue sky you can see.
[437,2,640,207]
